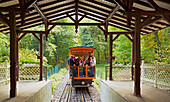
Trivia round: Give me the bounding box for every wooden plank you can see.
[18,0,26,25]
[113,0,128,11]
[33,3,49,22]
[75,0,79,33]
[32,33,40,41]
[0,12,9,26]
[107,32,133,35]
[25,0,37,8]
[48,23,104,26]
[17,30,46,34]
[67,13,75,22]
[97,26,105,32]
[112,34,120,42]
[78,13,86,22]
[18,33,26,41]
[124,34,133,42]
[104,6,120,23]
[48,25,56,32]
[126,10,170,15]
[9,11,17,97]
[127,0,133,27]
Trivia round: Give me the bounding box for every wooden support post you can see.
[109,34,113,80]
[154,60,158,88]
[131,33,134,80]
[134,15,141,96]
[9,11,17,97]
[39,34,43,81]
[16,33,19,81]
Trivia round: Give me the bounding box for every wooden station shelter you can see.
[0,0,170,98]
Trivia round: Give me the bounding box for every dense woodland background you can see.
[0,18,169,67]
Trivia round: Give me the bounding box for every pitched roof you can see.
[0,0,169,34]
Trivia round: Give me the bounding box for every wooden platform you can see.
[101,80,170,102]
[0,80,52,102]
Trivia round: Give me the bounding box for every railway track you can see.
[56,81,101,102]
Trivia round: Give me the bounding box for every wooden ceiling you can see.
[0,0,170,34]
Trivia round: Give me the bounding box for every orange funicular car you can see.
[69,46,96,87]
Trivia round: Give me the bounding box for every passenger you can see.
[79,56,86,67]
[75,58,79,66]
[68,55,74,76]
[79,56,86,77]
[68,55,74,66]
[90,55,96,77]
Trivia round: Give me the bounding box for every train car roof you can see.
[69,46,96,56]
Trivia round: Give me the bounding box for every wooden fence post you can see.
[141,60,144,84]
[5,60,8,84]
[155,60,158,88]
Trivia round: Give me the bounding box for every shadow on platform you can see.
[0,80,52,102]
[101,80,170,102]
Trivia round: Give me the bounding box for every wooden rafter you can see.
[124,34,133,42]
[107,32,134,35]
[49,23,104,26]
[97,26,105,32]
[18,0,26,25]
[78,13,86,23]
[0,12,9,26]
[104,6,120,23]
[48,25,56,32]
[18,33,26,41]
[113,0,128,11]
[75,0,79,33]
[25,0,37,9]
[0,12,21,31]
[126,10,170,16]
[147,0,170,24]
[112,34,120,42]
[126,0,133,27]
[32,33,40,41]
[67,13,75,22]
[18,0,37,25]
[33,3,49,22]
[141,16,162,28]
[17,30,47,34]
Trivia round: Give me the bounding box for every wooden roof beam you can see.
[67,13,75,22]
[18,0,25,25]
[0,12,9,26]
[49,23,104,26]
[33,3,49,23]
[17,30,47,34]
[112,34,120,42]
[78,13,86,23]
[0,12,21,31]
[104,6,120,23]
[75,0,79,33]
[113,0,128,11]
[126,0,133,27]
[25,0,37,9]
[147,0,170,24]
[126,11,170,16]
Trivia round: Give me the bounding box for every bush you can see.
[48,68,67,93]
[1,56,9,62]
